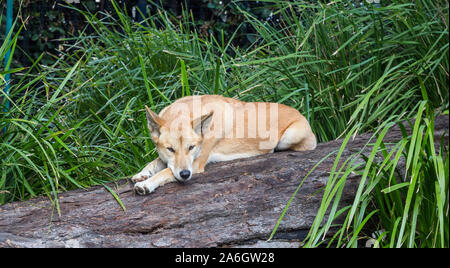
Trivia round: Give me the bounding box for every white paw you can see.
[131,170,151,183]
[134,180,158,195]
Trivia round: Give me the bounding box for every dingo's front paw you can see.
[131,172,149,183]
[134,180,158,195]
[134,183,149,195]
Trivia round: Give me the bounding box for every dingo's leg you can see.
[131,157,166,183]
[134,168,176,195]
[192,138,217,173]
[276,120,317,152]
[292,133,317,151]
[193,155,208,173]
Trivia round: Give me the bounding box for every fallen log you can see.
[0,116,447,248]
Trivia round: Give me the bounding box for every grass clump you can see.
[294,101,448,248]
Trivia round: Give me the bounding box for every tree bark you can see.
[0,116,447,248]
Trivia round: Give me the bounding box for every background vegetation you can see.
[0,0,448,247]
[1,0,287,66]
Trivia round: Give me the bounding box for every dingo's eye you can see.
[167,147,175,153]
[188,145,195,151]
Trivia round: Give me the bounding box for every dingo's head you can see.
[145,105,213,182]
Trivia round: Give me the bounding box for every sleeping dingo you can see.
[131,95,316,195]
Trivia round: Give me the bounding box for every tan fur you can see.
[132,95,316,194]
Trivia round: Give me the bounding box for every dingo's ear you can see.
[193,111,214,136]
[145,105,164,140]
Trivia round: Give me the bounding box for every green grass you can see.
[298,101,448,248]
[0,0,448,247]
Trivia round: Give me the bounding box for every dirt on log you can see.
[0,116,447,248]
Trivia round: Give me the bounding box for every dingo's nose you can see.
[179,170,191,180]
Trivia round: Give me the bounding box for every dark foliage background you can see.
[1,0,281,67]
